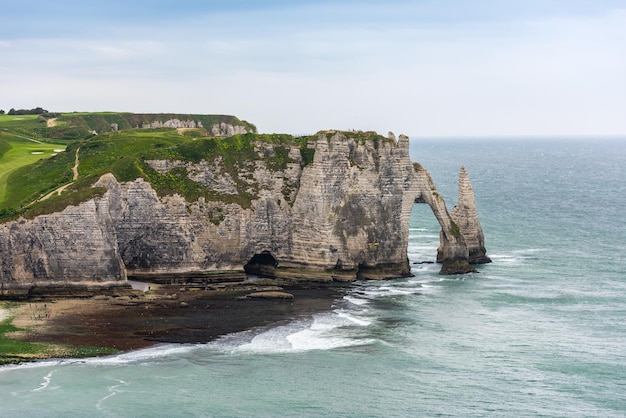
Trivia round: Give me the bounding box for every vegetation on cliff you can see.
[0,112,315,220]
[0,112,256,143]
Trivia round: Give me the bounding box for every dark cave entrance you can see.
[244,251,278,278]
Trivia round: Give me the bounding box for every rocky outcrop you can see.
[142,119,203,129]
[145,158,239,195]
[450,166,491,264]
[139,119,252,136]
[411,163,476,275]
[0,131,488,296]
[210,123,248,137]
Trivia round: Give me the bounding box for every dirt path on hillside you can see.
[46,118,58,127]
[71,146,79,180]
[31,147,80,204]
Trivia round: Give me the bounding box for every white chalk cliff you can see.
[0,131,489,296]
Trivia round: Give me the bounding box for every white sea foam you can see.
[1,359,66,373]
[96,378,128,410]
[343,295,369,306]
[489,248,547,264]
[232,311,374,354]
[86,344,195,366]
[409,233,439,239]
[32,370,56,392]
[408,243,437,250]
[361,286,416,298]
[489,250,542,265]
[0,345,197,374]
[336,311,372,326]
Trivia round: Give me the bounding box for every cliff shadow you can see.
[244,251,278,278]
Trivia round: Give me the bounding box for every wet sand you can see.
[5,283,348,358]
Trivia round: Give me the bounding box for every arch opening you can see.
[408,203,441,266]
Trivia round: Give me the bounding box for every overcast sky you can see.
[1,0,625,137]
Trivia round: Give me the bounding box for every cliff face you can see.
[139,119,251,137]
[37,113,258,142]
[0,194,126,295]
[450,166,492,264]
[0,131,488,295]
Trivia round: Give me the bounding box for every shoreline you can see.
[1,282,348,365]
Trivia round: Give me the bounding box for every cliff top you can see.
[0,112,253,220]
[0,112,256,142]
[0,109,403,222]
[1,111,399,223]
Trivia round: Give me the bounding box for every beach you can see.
[1,282,347,362]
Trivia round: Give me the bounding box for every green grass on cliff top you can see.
[0,132,66,205]
[0,128,315,221]
[0,112,257,143]
[0,113,393,222]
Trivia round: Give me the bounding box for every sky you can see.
[1,0,625,137]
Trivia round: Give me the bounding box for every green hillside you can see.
[0,112,394,223]
[0,122,315,221]
[0,112,257,143]
[0,112,261,220]
[0,131,66,207]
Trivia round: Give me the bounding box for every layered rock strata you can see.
[450,166,492,264]
[139,119,251,137]
[210,122,249,137]
[0,131,488,296]
[142,119,203,129]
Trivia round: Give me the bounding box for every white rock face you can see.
[0,186,126,293]
[145,158,239,195]
[0,131,487,293]
[141,119,203,129]
[450,166,491,264]
[211,123,248,136]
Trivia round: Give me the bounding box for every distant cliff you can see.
[35,112,256,141]
[0,130,489,297]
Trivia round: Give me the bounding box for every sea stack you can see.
[450,166,492,264]
[0,127,492,297]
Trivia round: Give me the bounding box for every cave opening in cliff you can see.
[244,251,278,278]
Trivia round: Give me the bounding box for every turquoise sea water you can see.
[1,138,625,417]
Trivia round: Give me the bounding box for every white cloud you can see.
[2,4,626,136]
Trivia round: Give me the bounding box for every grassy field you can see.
[0,304,119,365]
[0,132,66,205]
[0,129,196,218]
[0,128,319,220]
[0,114,42,129]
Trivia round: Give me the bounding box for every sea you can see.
[1,138,625,417]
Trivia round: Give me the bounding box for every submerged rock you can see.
[243,291,295,300]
